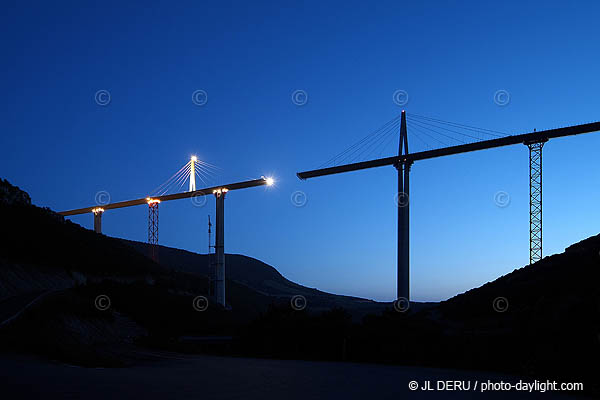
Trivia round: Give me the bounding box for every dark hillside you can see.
[0,179,278,364]
[123,239,387,317]
[0,179,165,291]
[0,178,385,366]
[1,178,598,395]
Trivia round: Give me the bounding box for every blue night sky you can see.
[1,1,599,302]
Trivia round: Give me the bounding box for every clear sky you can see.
[2,1,599,302]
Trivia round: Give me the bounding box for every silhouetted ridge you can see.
[0,179,31,206]
[1,177,598,394]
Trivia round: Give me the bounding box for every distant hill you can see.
[0,178,383,315]
[0,178,387,367]
[122,239,386,316]
[123,240,315,296]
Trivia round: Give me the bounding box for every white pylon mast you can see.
[189,156,197,192]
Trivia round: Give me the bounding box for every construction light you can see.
[265,177,275,186]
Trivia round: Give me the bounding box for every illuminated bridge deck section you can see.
[59,178,270,216]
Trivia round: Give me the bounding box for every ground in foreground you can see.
[0,353,582,400]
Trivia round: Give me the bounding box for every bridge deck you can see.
[297,121,600,179]
[60,178,269,216]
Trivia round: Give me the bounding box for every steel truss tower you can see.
[526,140,546,264]
[147,199,160,262]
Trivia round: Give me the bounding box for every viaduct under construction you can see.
[59,112,600,306]
[59,158,274,307]
[298,111,600,302]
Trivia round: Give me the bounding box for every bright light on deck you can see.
[265,177,275,186]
